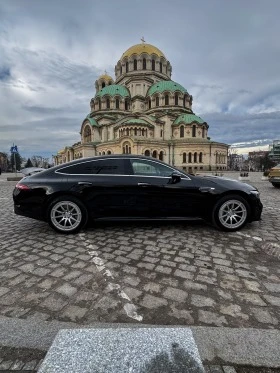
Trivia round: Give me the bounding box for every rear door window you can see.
[57,159,125,175]
[129,159,174,177]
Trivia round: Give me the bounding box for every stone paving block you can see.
[61,305,88,322]
[263,294,280,306]
[251,307,278,325]
[137,262,155,270]
[0,286,9,297]
[174,269,194,279]
[235,292,266,306]
[41,294,69,312]
[191,295,216,307]
[123,286,142,300]
[140,294,168,309]
[222,366,237,373]
[0,360,13,369]
[163,287,188,302]
[155,265,172,274]
[55,283,78,297]
[263,282,280,292]
[184,281,207,292]
[198,310,228,326]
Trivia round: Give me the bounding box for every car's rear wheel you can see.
[272,183,280,188]
[212,195,250,231]
[47,196,88,234]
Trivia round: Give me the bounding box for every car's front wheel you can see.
[212,195,250,231]
[272,183,280,188]
[47,196,88,234]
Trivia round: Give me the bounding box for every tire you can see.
[272,183,280,188]
[212,194,251,232]
[47,196,88,234]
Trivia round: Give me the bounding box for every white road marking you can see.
[236,232,263,241]
[79,233,143,322]
[0,198,9,200]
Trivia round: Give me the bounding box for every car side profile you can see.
[13,155,263,234]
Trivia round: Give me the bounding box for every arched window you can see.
[134,128,137,136]
[188,152,192,163]
[152,59,155,71]
[194,152,197,163]
[192,125,196,137]
[134,59,137,70]
[152,150,157,158]
[126,61,129,73]
[98,99,101,110]
[142,129,145,136]
[159,151,164,161]
[102,82,105,88]
[125,100,129,110]
[180,126,184,138]
[123,143,131,154]
[84,125,91,143]
[116,98,119,109]
[107,150,111,155]
[143,58,146,70]
[183,152,186,163]
[160,62,162,73]
[175,94,178,106]
[120,65,122,74]
[202,127,205,138]
[108,82,111,85]
[148,99,151,109]
[126,128,129,136]
[165,94,169,105]
[106,98,110,109]
[156,96,159,106]
[144,150,150,156]
[199,152,203,163]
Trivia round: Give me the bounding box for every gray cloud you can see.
[0,0,280,159]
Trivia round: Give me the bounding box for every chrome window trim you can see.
[55,157,191,180]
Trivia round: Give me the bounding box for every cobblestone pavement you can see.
[0,172,279,329]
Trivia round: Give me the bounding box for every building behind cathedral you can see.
[54,41,228,172]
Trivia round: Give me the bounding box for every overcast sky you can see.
[1,0,280,160]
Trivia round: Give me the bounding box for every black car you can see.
[13,155,263,234]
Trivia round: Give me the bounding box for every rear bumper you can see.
[14,203,45,221]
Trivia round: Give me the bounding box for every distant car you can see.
[13,155,263,234]
[268,164,280,188]
[20,167,45,176]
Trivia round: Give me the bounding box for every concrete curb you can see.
[0,317,279,367]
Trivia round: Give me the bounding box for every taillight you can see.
[15,183,30,191]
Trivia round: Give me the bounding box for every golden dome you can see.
[98,74,113,81]
[121,43,165,59]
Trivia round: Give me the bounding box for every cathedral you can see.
[54,41,228,172]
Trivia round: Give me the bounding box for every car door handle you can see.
[138,182,151,187]
[78,182,93,186]
[199,186,215,193]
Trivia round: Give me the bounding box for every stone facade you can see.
[54,42,228,172]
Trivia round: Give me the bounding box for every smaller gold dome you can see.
[121,43,165,59]
[98,74,113,81]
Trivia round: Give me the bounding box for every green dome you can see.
[95,84,130,98]
[174,113,205,125]
[84,114,98,127]
[147,80,188,96]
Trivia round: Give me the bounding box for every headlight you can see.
[250,190,260,198]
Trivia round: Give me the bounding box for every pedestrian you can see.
[0,166,2,175]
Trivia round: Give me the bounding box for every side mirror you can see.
[171,171,181,184]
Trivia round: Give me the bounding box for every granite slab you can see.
[38,327,204,373]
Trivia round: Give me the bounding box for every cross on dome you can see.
[141,36,146,43]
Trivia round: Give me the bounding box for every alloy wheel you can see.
[50,201,82,232]
[218,199,247,229]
